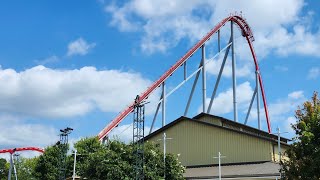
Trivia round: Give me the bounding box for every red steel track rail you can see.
[0,147,45,154]
[98,15,271,140]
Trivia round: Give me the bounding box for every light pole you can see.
[157,132,172,179]
[58,127,73,180]
[72,149,77,180]
[272,127,288,162]
[213,152,226,180]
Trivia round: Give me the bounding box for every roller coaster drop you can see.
[99,14,272,142]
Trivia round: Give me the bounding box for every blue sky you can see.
[0,0,319,157]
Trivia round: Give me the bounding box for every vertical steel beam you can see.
[244,88,257,125]
[162,82,166,127]
[162,82,166,179]
[8,153,13,180]
[207,37,232,113]
[184,68,201,116]
[12,157,17,180]
[184,62,187,80]
[202,44,206,112]
[256,71,261,129]
[231,21,238,122]
[218,30,221,52]
[149,93,163,134]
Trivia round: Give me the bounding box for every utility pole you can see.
[277,127,281,161]
[213,152,226,180]
[157,132,172,179]
[272,127,288,162]
[72,149,77,180]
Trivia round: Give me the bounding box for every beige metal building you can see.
[144,113,289,179]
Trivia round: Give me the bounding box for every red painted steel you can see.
[98,15,271,140]
[0,147,45,154]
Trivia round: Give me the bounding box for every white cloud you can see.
[34,55,59,65]
[0,65,157,118]
[0,114,57,159]
[268,91,305,119]
[205,81,254,115]
[105,0,320,58]
[67,38,96,56]
[206,55,253,78]
[245,90,305,134]
[288,91,304,99]
[307,67,320,79]
[0,121,56,148]
[260,91,306,127]
[284,116,296,134]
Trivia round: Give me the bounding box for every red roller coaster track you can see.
[98,15,271,141]
[0,147,45,154]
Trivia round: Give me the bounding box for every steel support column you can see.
[256,71,261,129]
[162,83,166,127]
[12,157,17,180]
[201,44,206,112]
[231,21,238,122]
[184,62,187,80]
[8,154,13,180]
[162,82,167,178]
[207,37,232,113]
[184,66,201,116]
[218,30,221,52]
[149,93,163,134]
[244,88,257,125]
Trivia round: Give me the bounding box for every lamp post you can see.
[213,152,226,180]
[72,149,77,180]
[272,127,288,162]
[157,132,172,179]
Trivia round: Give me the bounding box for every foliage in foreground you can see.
[281,92,320,179]
[1,137,185,179]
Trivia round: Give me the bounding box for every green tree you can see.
[15,157,38,180]
[0,158,9,180]
[34,144,71,180]
[144,141,185,180]
[74,137,133,179]
[281,92,320,179]
[9,137,184,179]
[73,137,185,179]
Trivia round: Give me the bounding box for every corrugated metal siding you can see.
[196,116,222,126]
[148,120,273,166]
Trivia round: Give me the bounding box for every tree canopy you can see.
[0,158,9,180]
[281,92,320,179]
[2,137,185,179]
[73,137,184,179]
